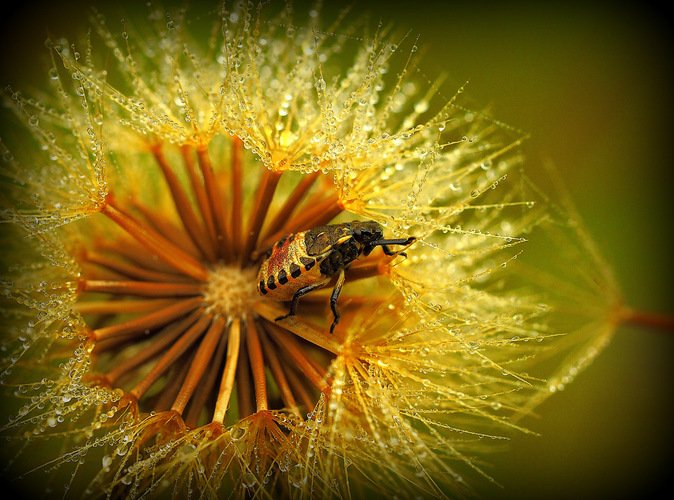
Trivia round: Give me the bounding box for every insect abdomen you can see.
[257,232,327,301]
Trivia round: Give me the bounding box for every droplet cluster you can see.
[0,2,623,500]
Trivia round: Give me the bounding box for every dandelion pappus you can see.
[257,220,415,333]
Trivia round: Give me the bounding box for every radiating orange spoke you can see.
[81,279,203,297]
[181,145,217,243]
[212,318,241,423]
[258,324,300,417]
[152,146,218,263]
[284,191,342,230]
[235,336,254,419]
[153,356,193,413]
[245,319,268,412]
[106,310,202,384]
[282,360,315,413]
[93,297,203,341]
[196,145,230,259]
[241,168,282,264]
[346,255,395,281]
[131,202,202,261]
[172,316,226,414]
[76,298,177,315]
[253,301,341,355]
[130,313,212,400]
[263,322,329,393]
[229,137,244,257]
[101,202,209,282]
[85,251,196,283]
[261,171,320,242]
[299,293,368,306]
[184,327,230,429]
[257,192,342,253]
[97,240,184,274]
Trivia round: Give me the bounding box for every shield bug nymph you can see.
[257,220,415,333]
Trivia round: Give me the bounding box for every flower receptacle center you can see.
[203,265,259,319]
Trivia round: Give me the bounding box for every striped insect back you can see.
[257,232,324,301]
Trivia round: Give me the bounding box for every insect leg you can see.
[329,269,346,334]
[275,281,326,322]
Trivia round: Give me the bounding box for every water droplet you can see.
[288,464,306,488]
[414,100,428,114]
[230,427,245,441]
[241,472,256,488]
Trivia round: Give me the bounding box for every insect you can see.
[257,220,415,333]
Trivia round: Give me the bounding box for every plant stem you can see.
[620,307,674,333]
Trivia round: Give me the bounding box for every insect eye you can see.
[353,228,362,237]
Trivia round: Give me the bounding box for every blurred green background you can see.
[1,1,672,499]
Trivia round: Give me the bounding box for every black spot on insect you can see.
[300,256,316,270]
[266,275,277,290]
[277,269,288,285]
[259,279,267,294]
[275,235,288,249]
[289,263,301,278]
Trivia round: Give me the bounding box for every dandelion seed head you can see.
[0,2,623,499]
